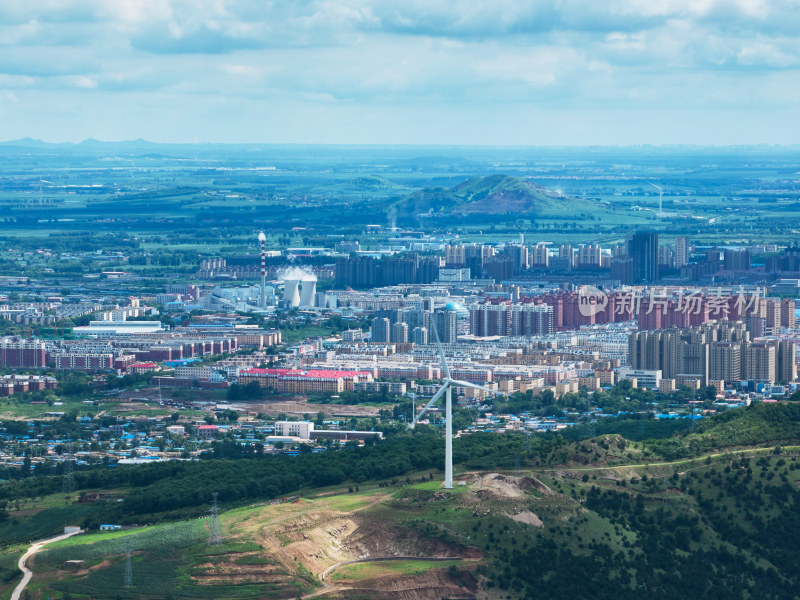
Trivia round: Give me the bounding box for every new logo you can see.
[577,285,608,317]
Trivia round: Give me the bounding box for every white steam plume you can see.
[279,266,317,282]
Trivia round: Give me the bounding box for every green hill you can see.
[395,174,600,219]
[4,404,800,599]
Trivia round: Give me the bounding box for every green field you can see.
[328,558,464,582]
[1,144,799,277]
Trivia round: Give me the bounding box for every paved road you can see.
[11,530,82,600]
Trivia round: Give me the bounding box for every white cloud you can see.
[737,41,798,67]
[220,63,259,76]
[68,75,97,88]
[0,0,798,143]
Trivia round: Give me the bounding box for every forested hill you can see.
[393,174,602,220]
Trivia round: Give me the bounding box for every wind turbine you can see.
[648,182,663,220]
[410,316,507,489]
[36,169,44,206]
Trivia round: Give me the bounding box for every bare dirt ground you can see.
[208,491,481,599]
[459,472,553,499]
[507,510,544,527]
[111,387,382,417]
[238,399,382,417]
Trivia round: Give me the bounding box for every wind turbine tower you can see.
[649,183,663,220]
[258,232,267,308]
[411,317,507,488]
[36,169,44,206]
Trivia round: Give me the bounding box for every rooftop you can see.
[242,367,371,379]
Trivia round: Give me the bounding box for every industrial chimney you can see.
[258,232,267,308]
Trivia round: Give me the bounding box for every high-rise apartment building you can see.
[610,255,634,284]
[469,303,553,337]
[777,340,797,383]
[658,245,674,269]
[577,244,602,268]
[744,342,775,383]
[506,244,529,273]
[433,310,458,344]
[724,249,751,271]
[0,338,47,368]
[780,299,796,329]
[630,321,795,386]
[675,236,689,268]
[370,317,390,343]
[629,230,659,283]
[710,342,741,384]
[391,321,408,344]
[530,244,549,268]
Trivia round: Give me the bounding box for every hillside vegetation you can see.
[394,174,602,220]
[2,403,800,599]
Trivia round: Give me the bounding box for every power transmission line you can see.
[123,537,133,588]
[208,492,222,545]
[62,458,75,494]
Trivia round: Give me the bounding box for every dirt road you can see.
[11,529,82,600]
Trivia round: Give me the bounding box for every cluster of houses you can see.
[0,406,386,473]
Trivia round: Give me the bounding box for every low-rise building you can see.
[274,421,315,439]
[196,424,219,439]
[617,367,662,390]
[238,368,373,394]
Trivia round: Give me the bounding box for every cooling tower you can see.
[300,280,317,307]
[284,280,301,307]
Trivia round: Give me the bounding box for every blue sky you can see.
[1,0,798,145]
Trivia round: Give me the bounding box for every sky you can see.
[1,0,799,145]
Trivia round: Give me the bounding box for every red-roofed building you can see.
[129,362,159,374]
[238,367,373,393]
[197,424,219,439]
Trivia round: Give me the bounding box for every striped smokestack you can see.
[258,232,267,308]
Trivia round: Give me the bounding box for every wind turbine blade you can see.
[412,383,448,426]
[430,315,450,380]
